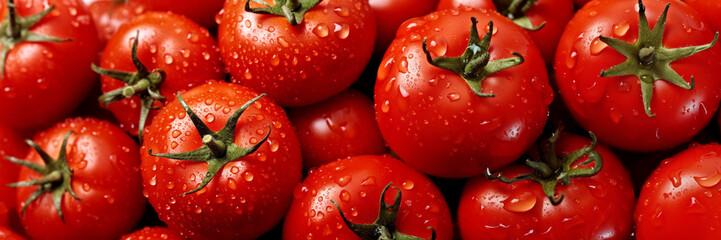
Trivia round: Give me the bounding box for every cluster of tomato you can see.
[0,0,720,239]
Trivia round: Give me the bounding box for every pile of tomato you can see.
[1,0,720,239]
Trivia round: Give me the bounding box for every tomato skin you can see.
[0,126,27,228]
[0,0,101,132]
[120,226,183,240]
[218,0,376,107]
[283,155,453,240]
[129,0,224,27]
[15,117,145,240]
[369,0,438,57]
[682,0,721,32]
[436,0,574,64]
[87,0,145,44]
[140,81,302,240]
[375,8,552,178]
[554,0,721,152]
[458,133,635,240]
[288,89,386,169]
[99,11,224,136]
[0,226,25,240]
[635,143,721,239]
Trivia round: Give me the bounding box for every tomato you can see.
[87,0,145,44]
[129,0,224,27]
[0,0,101,131]
[95,11,224,138]
[120,226,183,240]
[0,226,25,240]
[140,81,302,240]
[459,132,635,239]
[0,125,26,228]
[635,143,721,239]
[682,0,721,32]
[375,8,553,178]
[9,117,145,240]
[437,0,574,64]
[369,0,438,57]
[288,89,386,169]
[217,0,376,106]
[283,155,453,240]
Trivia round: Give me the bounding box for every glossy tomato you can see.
[288,89,386,169]
[375,8,553,178]
[129,0,224,27]
[87,0,145,44]
[554,0,721,152]
[0,0,101,131]
[369,0,438,57]
[635,143,721,239]
[0,125,26,228]
[459,132,635,239]
[283,155,453,240]
[437,0,574,64]
[96,11,224,138]
[218,0,376,106]
[11,117,145,240]
[120,226,183,240]
[140,81,302,240]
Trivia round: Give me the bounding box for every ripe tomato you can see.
[437,0,574,64]
[87,0,145,44]
[283,155,453,240]
[120,226,183,240]
[682,0,721,32]
[0,0,101,131]
[375,8,553,178]
[554,0,721,152]
[96,11,224,138]
[459,132,635,239]
[129,0,224,27]
[10,117,145,240]
[635,143,721,239]
[368,0,438,57]
[140,81,302,240]
[217,0,376,106]
[288,89,386,169]
[0,226,25,240]
[0,125,26,228]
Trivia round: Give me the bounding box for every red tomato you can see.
[11,117,145,240]
[682,0,721,32]
[120,226,183,240]
[0,0,101,131]
[87,0,145,44]
[459,132,635,239]
[217,0,376,106]
[369,0,439,57]
[0,226,25,240]
[283,155,453,240]
[128,0,224,27]
[375,8,553,178]
[96,11,224,138]
[554,0,721,152]
[288,89,386,169]
[0,126,26,228]
[140,81,302,240]
[437,0,574,64]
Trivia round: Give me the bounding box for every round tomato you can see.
[288,89,386,169]
[0,125,26,228]
[0,226,25,240]
[87,0,145,44]
[140,81,302,240]
[217,0,376,106]
[437,0,574,64]
[10,117,145,240]
[635,143,721,239]
[369,0,438,57]
[554,0,721,152]
[96,11,224,138]
[120,226,183,240]
[0,0,101,131]
[375,8,552,178]
[459,132,635,239]
[129,0,224,27]
[682,0,721,33]
[283,155,453,240]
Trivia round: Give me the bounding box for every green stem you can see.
[203,135,227,158]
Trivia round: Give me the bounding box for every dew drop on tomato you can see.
[502,192,536,213]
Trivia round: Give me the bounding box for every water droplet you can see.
[228,178,238,190]
[36,78,49,90]
[381,100,390,113]
[503,192,536,213]
[334,175,352,187]
[278,37,289,47]
[694,170,721,188]
[82,183,91,191]
[566,51,578,69]
[166,181,175,189]
[359,191,367,198]
[361,176,376,186]
[170,141,178,149]
[270,142,279,152]
[164,54,174,64]
[590,37,608,55]
[313,23,330,37]
[670,170,683,188]
[613,22,630,37]
[270,54,280,66]
[402,180,415,190]
[426,35,448,57]
[149,176,157,186]
[104,195,115,204]
[398,56,408,73]
[172,130,182,138]
[335,23,350,39]
[78,160,88,169]
[609,108,622,123]
[243,171,254,182]
[425,204,440,213]
[340,190,351,202]
[244,69,253,80]
[447,93,461,102]
[194,208,203,214]
[205,113,215,123]
[334,7,349,17]
[485,23,498,35]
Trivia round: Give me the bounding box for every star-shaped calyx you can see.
[493,0,546,30]
[245,0,321,25]
[5,131,80,221]
[422,17,525,98]
[0,0,70,77]
[599,0,719,117]
[91,31,166,141]
[149,93,270,196]
[486,129,603,205]
[331,183,436,240]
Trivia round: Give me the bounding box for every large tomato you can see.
[459,132,635,239]
[375,8,552,178]
[635,143,721,239]
[0,126,26,228]
[283,155,453,240]
[96,11,224,138]
[437,0,574,64]
[369,0,438,57]
[554,0,721,152]
[288,89,386,169]
[10,117,145,240]
[129,0,224,28]
[0,0,101,131]
[140,81,302,239]
[217,0,376,106]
